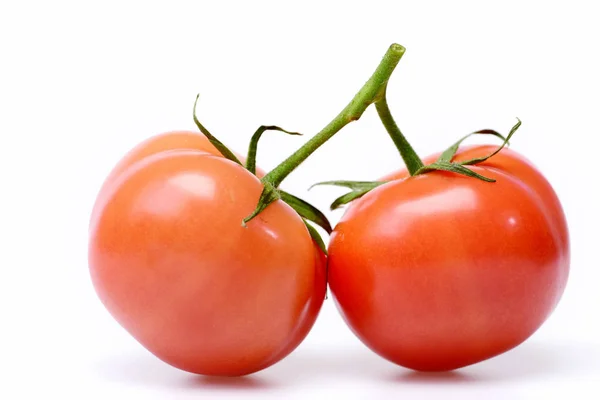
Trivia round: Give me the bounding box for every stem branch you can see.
[262,43,406,188]
[375,91,424,175]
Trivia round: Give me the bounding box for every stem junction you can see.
[243,43,407,225]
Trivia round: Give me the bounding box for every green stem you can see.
[262,43,406,188]
[374,90,423,175]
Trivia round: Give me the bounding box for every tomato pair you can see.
[88,43,569,377]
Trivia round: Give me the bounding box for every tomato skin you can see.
[384,145,569,275]
[89,132,325,376]
[101,130,224,180]
[91,131,226,228]
[328,146,569,372]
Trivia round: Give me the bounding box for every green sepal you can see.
[246,126,302,175]
[311,180,386,210]
[280,190,332,233]
[303,220,328,255]
[193,94,243,165]
[329,188,375,210]
[438,129,508,163]
[459,118,521,166]
[311,180,385,191]
[242,181,281,226]
[415,162,496,182]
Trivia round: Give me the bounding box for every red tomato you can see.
[328,145,569,371]
[89,131,326,376]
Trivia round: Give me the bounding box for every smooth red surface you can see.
[89,131,326,376]
[328,145,569,371]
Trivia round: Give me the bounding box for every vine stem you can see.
[375,89,423,175]
[262,43,406,188]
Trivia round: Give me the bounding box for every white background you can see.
[2,0,599,398]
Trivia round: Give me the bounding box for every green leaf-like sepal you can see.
[242,181,281,226]
[246,126,302,175]
[193,94,243,165]
[242,185,331,250]
[329,188,375,210]
[459,118,521,166]
[303,220,328,255]
[411,119,522,182]
[415,162,496,182]
[438,129,508,163]
[311,180,386,210]
[280,191,332,233]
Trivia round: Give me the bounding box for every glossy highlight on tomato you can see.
[328,145,569,372]
[89,131,326,376]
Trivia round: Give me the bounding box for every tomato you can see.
[89,131,326,376]
[328,145,569,371]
